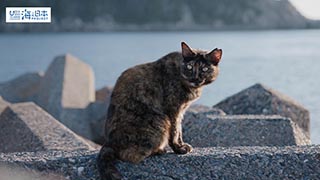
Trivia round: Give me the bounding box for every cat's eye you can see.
[187,64,193,70]
[202,67,209,72]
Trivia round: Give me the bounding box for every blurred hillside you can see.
[1,0,319,32]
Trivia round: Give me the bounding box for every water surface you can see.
[0,30,319,143]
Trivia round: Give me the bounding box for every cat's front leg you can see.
[169,119,193,154]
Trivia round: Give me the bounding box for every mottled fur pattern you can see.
[97,42,222,180]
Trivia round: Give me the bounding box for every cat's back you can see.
[112,52,182,97]
[120,51,182,80]
[108,52,183,112]
[112,61,159,95]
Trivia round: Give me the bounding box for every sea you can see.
[0,30,319,144]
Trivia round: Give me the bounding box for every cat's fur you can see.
[97,42,222,180]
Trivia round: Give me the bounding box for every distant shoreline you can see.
[1,25,320,34]
[2,0,319,33]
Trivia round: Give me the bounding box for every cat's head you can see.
[180,42,222,88]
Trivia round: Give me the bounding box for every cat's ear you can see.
[181,42,195,58]
[206,48,222,65]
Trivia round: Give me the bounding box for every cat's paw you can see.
[109,172,122,180]
[153,148,167,156]
[102,169,122,180]
[173,143,193,154]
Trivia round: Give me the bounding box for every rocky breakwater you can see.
[214,83,310,137]
[0,54,318,179]
[0,54,112,144]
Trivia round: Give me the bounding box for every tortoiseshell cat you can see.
[97,42,222,180]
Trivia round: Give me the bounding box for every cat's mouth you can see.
[189,80,204,88]
[181,74,204,88]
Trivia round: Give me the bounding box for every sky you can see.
[289,0,320,20]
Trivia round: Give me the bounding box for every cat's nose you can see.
[195,69,199,79]
[191,78,200,82]
[190,79,202,85]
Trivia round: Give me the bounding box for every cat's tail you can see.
[97,144,122,180]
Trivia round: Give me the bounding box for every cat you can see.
[97,42,222,180]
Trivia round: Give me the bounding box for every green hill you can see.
[1,0,318,32]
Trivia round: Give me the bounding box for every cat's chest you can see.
[163,81,202,111]
[184,88,202,102]
[176,94,199,121]
[174,88,201,115]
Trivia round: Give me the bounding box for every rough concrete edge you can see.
[1,145,319,162]
[62,53,96,108]
[290,119,311,145]
[262,84,309,112]
[0,144,320,163]
[0,72,44,86]
[213,83,309,113]
[202,114,286,120]
[0,96,10,114]
[184,114,311,145]
[10,102,99,151]
[0,163,68,180]
[0,146,319,179]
